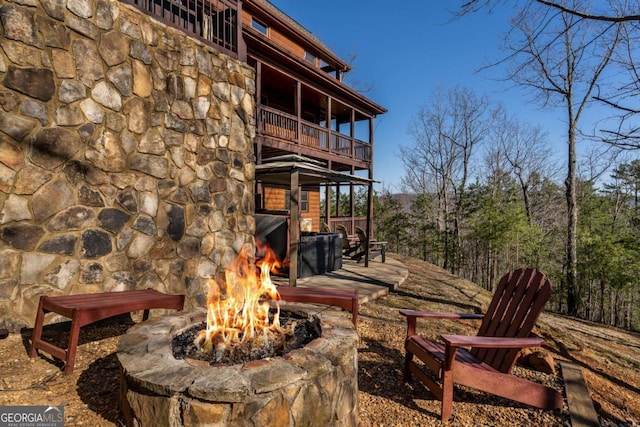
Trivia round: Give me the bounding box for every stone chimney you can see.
[0,0,256,331]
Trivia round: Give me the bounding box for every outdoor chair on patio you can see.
[353,226,386,263]
[399,268,563,422]
[336,224,358,257]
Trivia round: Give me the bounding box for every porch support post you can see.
[335,184,341,228]
[365,181,372,267]
[365,116,375,268]
[236,1,247,61]
[327,97,332,155]
[350,109,355,157]
[289,168,300,286]
[350,109,356,233]
[295,81,302,152]
[256,61,263,209]
[350,165,355,233]
[325,160,332,229]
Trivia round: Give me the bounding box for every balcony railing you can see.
[258,106,372,163]
[301,122,329,150]
[121,0,240,58]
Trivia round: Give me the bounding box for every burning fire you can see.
[194,242,290,360]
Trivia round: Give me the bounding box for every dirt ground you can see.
[1,255,638,426]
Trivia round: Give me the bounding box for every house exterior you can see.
[114,0,387,232]
[242,0,386,233]
[0,0,384,329]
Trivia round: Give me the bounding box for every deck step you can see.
[560,361,600,427]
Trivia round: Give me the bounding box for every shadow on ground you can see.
[20,314,135,351]
[77,353,122,424]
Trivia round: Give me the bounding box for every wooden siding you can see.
[242,10,306,65]
[307,191,320,231]
[264,186,286,210]
[263,187,321,232]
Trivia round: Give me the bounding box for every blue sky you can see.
[268,1,577,190]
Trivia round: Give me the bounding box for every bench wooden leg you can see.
[65,312,82,375]
[30,297,46,358]
[351,293,359,327]
[142,309,151,321]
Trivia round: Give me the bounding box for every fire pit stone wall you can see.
[118,309,359,426]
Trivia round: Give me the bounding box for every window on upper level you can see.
[319,59,332,72]
[251,17,268,35]
[304,50,317,65]
[285,190,309,212]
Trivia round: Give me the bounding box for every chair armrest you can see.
[399,309,484,337]
[399,309,484,320]
[440,334,544,349]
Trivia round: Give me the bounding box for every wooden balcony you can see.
[258,106,372,164]
[121,0,242,59]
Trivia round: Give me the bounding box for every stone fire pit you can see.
[117,308,359,426]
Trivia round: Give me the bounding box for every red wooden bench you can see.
[30,289,185,375]
[276,286,359,327]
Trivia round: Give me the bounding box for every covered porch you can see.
[255,155,376,286]
[252,56,377,169]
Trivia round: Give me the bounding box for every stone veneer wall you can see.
[0,0,256,331]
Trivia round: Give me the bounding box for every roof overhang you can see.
[243,30,387,116]
[255,155,374,186]
[244,0,349,73]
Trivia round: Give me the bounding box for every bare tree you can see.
[341,51,375,94]
[459,0,640,22]
[520,4,621,315]
[401,86,492,273]
[459,1,640,145]
[489,110,560,224]
[458,1,623,315]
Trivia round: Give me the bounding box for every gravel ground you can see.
[1,255,638,426]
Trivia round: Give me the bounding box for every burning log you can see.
[175,243,318,365]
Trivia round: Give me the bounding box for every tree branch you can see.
[593,96,640,114]
[536,0,640,23]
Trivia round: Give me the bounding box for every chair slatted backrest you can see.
[355,227,367,245]
[336,224,351,250]
[471,268,552,373]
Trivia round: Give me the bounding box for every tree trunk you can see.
[599,278,606,322]
[566,121,580,316]
[627,288,635,329]
[422,229,428,261]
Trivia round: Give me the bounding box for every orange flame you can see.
[195,243,283,356]
[256,240,283,275]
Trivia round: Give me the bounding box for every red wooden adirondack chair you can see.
[400,268,564,421]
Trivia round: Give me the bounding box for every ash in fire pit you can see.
[172,309,321,365]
